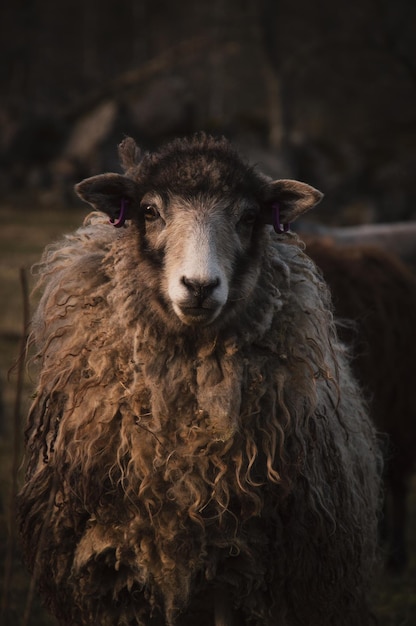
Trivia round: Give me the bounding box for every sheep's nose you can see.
[181,276,220,301]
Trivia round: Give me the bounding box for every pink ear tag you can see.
[272,203,290,234]
[110,198,128,228]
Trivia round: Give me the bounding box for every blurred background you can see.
[1,0,416,224]
[1,1,416,624]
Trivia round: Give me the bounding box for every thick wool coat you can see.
[18,137,381,626]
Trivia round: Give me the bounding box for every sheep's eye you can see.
[239,210,257,227]
[142,204,160,221]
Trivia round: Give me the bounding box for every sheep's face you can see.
[139,191,262,326]
[75,135,323,329]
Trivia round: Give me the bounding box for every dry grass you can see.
[0,200,415,625]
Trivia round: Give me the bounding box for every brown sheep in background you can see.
[17,135,382,626]
[303,222,416,269]
[304,237,416,572]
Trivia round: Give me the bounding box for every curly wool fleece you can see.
[18,135,382,626]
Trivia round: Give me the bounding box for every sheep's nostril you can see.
[181,276,220,301]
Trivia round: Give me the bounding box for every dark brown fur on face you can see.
[74,134,322,335]
[17,135,381,626]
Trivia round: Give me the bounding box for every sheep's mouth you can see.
[176,305,221,326]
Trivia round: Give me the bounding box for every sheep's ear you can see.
[262,179,323,230]
[75,173,140,223]
[118,137,141,172]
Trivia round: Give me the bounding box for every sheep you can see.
[17,134,382,626]
[295,220,416,269]
[303,236,416,572]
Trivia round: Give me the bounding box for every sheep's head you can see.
[75,134,322,329]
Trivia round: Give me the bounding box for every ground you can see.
[0,200,415,625]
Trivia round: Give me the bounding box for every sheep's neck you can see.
[133,332,244,442]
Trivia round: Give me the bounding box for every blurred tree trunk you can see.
[208,0,227,124]
[82,0,99,82]
[257,0,296,174]
[5,0,38,109]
